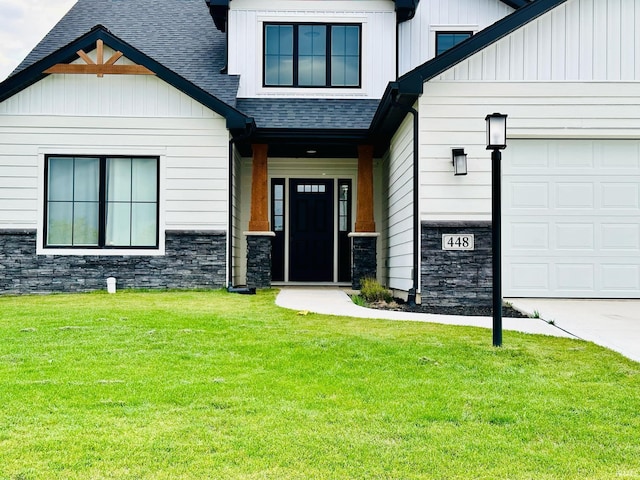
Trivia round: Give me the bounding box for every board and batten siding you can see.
[398,0,514,76]
[0,67,230,237]
[438,0,640,83]
[228,0,396,99]
[384,113,415,291]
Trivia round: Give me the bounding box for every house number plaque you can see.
[442,234,475,251]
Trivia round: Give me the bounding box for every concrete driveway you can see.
[507,298,640,363]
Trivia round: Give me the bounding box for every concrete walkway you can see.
[275,287,573,338]
[275,287,640,363]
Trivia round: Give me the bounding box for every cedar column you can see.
[245,144,273,289]
[354,144,376,232]
[248,143,270,231]
[350,144,378,289]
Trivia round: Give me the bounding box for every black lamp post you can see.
[486,113,507,347]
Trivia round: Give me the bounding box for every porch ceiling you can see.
[235,129,387,159]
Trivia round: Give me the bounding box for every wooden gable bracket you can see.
[44,40,155,77]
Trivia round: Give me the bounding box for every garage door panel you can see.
[596,142,640,169]
[555,141,594,169]
[509,182,549,209]
[601,224,640,251]
[556,264,595,291]
[504,139,640,298]
[508,223,549,250]
[507,263,550,291]
[601,265,640,291]
[601,183,639,209]
[556,223,594,250]
[556,183,594,209]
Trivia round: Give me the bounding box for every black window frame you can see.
[43,154,160,250]
[435,31,473,56]
[263,22,362,88]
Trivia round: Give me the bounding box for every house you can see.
[1,0,638,304]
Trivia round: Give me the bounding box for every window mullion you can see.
[99,157,107,247]
[129,158,134,247]
[71,157,76,246]
[326,26,332,87]
[293,25,299,87]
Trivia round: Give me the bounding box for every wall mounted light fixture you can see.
[451,148,467,176]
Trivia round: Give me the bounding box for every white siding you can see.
[385,113,415,291]
[418,81,640,221]
[231,146,244,286]
[398,0,514,75]
[418,0,640,220]
[228,0,396,98]
[438,0,640,82]
[0,72,229,241]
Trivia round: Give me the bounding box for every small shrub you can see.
[351,295,367,307]
[360,278,393,303]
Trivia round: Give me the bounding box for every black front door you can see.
[289,179,334,281]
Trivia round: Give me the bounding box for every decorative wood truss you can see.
[44,40,155,77]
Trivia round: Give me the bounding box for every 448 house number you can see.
[442,234,475,251]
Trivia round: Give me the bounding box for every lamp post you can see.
[486,113,507,347]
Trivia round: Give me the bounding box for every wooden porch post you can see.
[248,143,270,232]
[354,144,376,232]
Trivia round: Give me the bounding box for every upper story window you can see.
[45,155,159,249]
[435,31,472,56]
[264,23,361,88]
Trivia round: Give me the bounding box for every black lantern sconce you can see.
[451,148,467,176]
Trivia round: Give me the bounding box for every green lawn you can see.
[0,290,638,479]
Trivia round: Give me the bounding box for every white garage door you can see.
[503,139,640,298]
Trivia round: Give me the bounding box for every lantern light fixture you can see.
[485,113,508,150]
[451,148,467,176]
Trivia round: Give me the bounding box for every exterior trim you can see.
[0,25,253,131]
[371,0,567,139]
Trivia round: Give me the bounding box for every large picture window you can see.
[45,156,159,248]
[264,23,361,88]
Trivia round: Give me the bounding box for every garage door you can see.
[503,139,640,298]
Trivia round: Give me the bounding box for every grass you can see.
[0,290,639,479]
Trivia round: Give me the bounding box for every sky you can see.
[0,0,77,81]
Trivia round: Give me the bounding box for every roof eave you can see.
[372,0,567,140]
[205,0,230,32]
[0,25,252,131]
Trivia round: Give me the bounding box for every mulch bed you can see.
[368,299,529,318]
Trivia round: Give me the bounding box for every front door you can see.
[289,179,334,281]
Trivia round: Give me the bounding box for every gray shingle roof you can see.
[13,0,240,106]
[236,98,380,130]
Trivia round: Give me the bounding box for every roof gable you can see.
[372,0,566,135]
[0,25,252,130]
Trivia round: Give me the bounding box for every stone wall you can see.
[351,235,377,289]
[245,234,272,289]
[0,230,226,294]
[421,222,492,307]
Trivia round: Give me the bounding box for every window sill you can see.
[37,247,165,257]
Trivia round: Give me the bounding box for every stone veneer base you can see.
[351,234,377,290]
[246,234,273,289]
[0,230,226,294]
[421,221,493,307]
